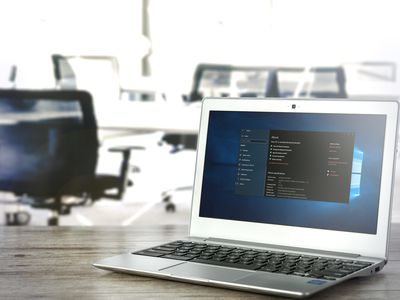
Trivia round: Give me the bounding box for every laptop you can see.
[94,97,398,298]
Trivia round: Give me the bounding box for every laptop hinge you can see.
[203,237,361,258]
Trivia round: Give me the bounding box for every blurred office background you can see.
[1,0,400,226]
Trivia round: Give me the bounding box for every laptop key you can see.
[258,266,279,272]
[179,246,193,251]
[337,259,354,264]
[155,245,176,250]
[183,254,199,259]
[240,260,254,265]
[214,253,227,258]
[203,250,218,255]
[198,255,212,260]
[228,254,240,259]
[226,259,240,263]
[254,259,268,264]
[212,257,226,262]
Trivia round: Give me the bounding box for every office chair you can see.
[187,63,280,102]
[307,67,348,98]
[52,54,77,89]
[0,89,143,225]
[276,66,348,98]
[51,54,152,101]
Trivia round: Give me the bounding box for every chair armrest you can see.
[108,146,145,153]
[106,145,145,199]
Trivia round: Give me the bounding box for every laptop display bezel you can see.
[189,97,398,259]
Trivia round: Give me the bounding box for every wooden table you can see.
[1,225,400,299]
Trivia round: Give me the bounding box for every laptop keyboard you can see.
[133,240,373,281]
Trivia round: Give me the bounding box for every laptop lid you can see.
[190,98,398,259]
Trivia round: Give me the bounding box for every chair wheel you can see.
[48,216,59,226]
[5,211,31,226]
[166,203,176,212]
[16,211,31,225]
[162,195,171,203]
[131,166,141,173]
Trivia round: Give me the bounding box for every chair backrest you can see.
[52,54,77,89]
[308,67,347,98]
[188,64,347,101]
[51,54,122,102]
[276,66,348,98]
[188,64,279,102]
[0,89,98,197]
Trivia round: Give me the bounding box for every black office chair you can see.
[0,89,143,225]
[187,63,280,102]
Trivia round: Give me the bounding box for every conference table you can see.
[1,224,400,299]
[96,101,202,134]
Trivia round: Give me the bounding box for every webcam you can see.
[291,104,296,109]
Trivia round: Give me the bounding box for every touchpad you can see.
[160,263,251,282]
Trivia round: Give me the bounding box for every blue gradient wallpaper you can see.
[199,111,386,234]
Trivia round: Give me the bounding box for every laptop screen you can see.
[199,111,386,235]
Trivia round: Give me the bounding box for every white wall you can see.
[148,0,400,97]
[0,0,148,88]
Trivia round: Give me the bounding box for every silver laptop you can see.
[94,98,398,298]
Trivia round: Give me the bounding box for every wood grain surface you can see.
[1,224,400,299]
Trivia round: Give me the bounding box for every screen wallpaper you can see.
[199,111,386,234]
